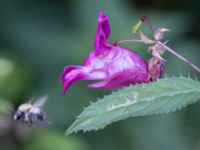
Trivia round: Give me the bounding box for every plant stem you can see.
[114,39,143,45]
[140,16,155,34]
[157,41,200,74]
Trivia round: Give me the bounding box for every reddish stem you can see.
[140,16,155,34]
[114,39,143,45]
[157,41,200,74]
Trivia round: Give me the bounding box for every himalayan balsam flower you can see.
[60,12,149,94]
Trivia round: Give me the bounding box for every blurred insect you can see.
[13,96,50,125]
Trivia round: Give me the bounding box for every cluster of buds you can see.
[60,12,200,95]
[141,32,167,81]
[133,18,169,81]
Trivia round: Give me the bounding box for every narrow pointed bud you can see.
[132,20,143,34]
[154,28,170,41]
[148,57,165,81]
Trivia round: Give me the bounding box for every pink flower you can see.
[60,12,149,94]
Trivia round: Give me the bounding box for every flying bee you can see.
[13,96,50,125]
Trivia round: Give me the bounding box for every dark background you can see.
[0,0,200,150]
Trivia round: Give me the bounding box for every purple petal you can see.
[86,45,148,89]
[88,68,148,89]
[60,65,81,83]
[61,65,107,94]
[61,66,86,94]
[94,11,111,56]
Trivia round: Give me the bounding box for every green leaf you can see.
[66,77,200,135]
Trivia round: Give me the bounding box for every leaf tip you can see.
[65,129,72,136]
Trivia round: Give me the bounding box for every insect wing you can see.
[27,97,36,104]
[33,96,48,108]
[30,119,52,128]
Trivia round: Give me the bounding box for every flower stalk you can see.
[158,41,200,74]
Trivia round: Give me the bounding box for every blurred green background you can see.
[0,0,200,150]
